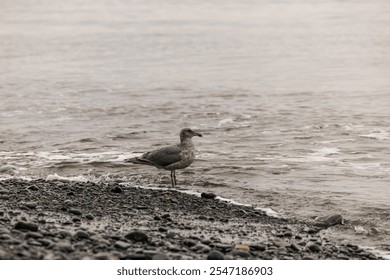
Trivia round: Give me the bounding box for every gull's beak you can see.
[195,131,203,137]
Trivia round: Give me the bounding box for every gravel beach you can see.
[0,179,382,260]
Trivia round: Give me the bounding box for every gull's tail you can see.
[125,157,157,167]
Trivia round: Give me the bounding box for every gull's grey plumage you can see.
[126,128,203,187]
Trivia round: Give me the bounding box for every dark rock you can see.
[85,214,94,220]
[25,232,43,239]
[207,250,224,260]
[161,213,170,219]
[74,231,90,240]
[154,215,161,220]
[289,243,301,252]
[158,227,168,232]
[193,244,211,253]
[125,231,149,243]
[201,192,217,199]
[314,214,344,228]
[183,239,197,247]
[115,241,131,250]
[110,186,123,193]
[40,239,53,247]
[14,221,38,232]
[25,202,38,209]
[27,185,39,191]
[68,208,82,215]
[307,243,322,253]
[249,244,266,251]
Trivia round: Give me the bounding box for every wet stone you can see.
[25,232,44,239]
[289,243,301,252]
[125,231,149,243]
[183,239,197,247]
[307,243,322,253]
[110,186,123,193]
[207,250,224,260]
[14,221,39,232]
[74,231,90,240]
[25,202,38,209]
[68,208,82,215]
[85,214,94,220]
[272,238,289,248]
[249,244,266,251]
[115,241,131,250]
[201,192,217,199]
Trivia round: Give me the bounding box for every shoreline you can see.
[0,179,383,260]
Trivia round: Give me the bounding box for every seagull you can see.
[126,128,203,187]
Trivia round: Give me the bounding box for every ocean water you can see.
[1,0,390,255]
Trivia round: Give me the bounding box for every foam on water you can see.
[46,173,90,183]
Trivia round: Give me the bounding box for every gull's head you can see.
[180,128,203,140]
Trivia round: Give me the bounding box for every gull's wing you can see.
[127,145,182,169]
[142,145,182,167]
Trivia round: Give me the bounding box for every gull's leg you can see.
[173,170,177,186]
[170,170,174,187]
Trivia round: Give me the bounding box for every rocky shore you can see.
[0,179,381,260]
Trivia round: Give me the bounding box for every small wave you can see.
[360,130,389,141]
[45,173,89,183]
[286,147,340,163]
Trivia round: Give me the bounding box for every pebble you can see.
[158,227,168,233]
[272,238,289,248]
[201,192,217,199]
[125,231,149,243]
[74,231,90,240]
[307,243,322,253]
[249,244,266,251]
[25,232,44,239]
[115,241,131,250]
[183,239,197,247]
[193,244,211,253]
[235,244,250,251]
[25,202,38,209]
[110,186,123,193]
[211,243,233,252]
[289,243,301,252]
[27,185,39,191]
[207,250,225,260]
[68,208,82,215]
[14,221,39,232]
[315,214,344,228]
[85,214,94,220]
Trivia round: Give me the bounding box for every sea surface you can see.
[1,0,389,256]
